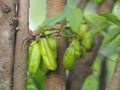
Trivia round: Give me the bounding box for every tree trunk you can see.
[0,0,16,90]
[77,0,89,10]
[45,0,66,90]
[13,0,29,90]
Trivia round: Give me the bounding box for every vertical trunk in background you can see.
[45,0,66,90]
[0,0,15,90]
[13,0,29,90]
[77,0,89,10]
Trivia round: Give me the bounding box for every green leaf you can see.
[38,12,65,29]
[99,13,120,26]
[112,0,120,20]
[82,74,99,90]
[94,0,103,4]
[67,0,78,8]
[89,22,109,36]
[84,14,109,36]
[62,29,73,36]
[99,43,117,58]
[27,71,45,90]
[100,33,120,57]
[113,34,120,48]
[27,73,38,90]
[103,27,120,44]
[64,6,83,32]
[84,14,107,24]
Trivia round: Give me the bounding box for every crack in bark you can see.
[13,0,29,90]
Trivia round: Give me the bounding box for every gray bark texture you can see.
[0,0,16,90]
[13,0,29,90]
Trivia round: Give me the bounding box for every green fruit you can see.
[46,35,57,49]
[28,41,41,75]
[63,46,76,70]
[28,41,36,67]
[44,31,51,35]
[94,0,103,4]
[72,39,81,56]
[28,41,36,56]
[80,47,87,58]
[63,39,81,70]
[39,37,57,70]
[82,32,93,51]
[77,24,89,39]
[40,61,49,73]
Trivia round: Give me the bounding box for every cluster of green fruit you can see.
[28,35,57,75]
[27,23,93,75]
[63,24,94,70]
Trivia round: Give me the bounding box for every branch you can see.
[67,0,114,90]
[13,0,29,90]
[106,51,120,90]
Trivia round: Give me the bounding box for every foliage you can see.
[28,0,120,90]
[27,71,45,90]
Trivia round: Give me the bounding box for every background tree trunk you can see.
[13,0,29,90]
[77,0,89,10]
[0,0,16,90]
[45,0,66,90]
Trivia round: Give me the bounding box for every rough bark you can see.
[106,51,120,90]
[45,0,66,90]
[96,0,114,13]
[0,0,16,90]
[13,0,29,90]
[67,0,114,90]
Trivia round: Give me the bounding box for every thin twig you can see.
[57,19,66,36]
